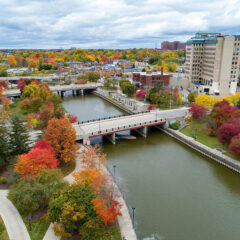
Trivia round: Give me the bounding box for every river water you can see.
[63,94,240,240]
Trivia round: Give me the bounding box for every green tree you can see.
[0,65,8,77]
[87,72,100,82]
[9,115,31,156]
[8,169,67,215]
[0,123,9,168]
[48,184,96,237]
[237,99,240,109]
[188,92,196,103]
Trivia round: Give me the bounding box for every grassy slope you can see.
[0,216,10,240]
[180,120,222,149]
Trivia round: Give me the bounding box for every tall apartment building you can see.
[185,32,240,96]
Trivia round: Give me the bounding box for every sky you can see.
[0,0,240,49]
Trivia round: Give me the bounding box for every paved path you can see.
[0,190,31,240]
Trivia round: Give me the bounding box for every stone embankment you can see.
[162,128,240,173]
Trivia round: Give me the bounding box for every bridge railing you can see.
[77,110,151,125]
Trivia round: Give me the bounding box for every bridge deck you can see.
[75,108,188,140]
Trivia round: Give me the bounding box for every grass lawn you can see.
[180,119,240,161]
[180,119,223,149]
[23,215,50,240]
[0,216,9,240]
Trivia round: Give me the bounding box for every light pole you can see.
[99,118,101,132]
[113,165,116,181]
[132,207,135,228]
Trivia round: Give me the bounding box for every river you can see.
[63,94,240,240]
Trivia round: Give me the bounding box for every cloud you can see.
[0,0,239,48]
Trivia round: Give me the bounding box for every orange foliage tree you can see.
[7,55,17,67]
[15,148,58,176]
[43,118,79,164]
[73,145,122,226]
[80,145,106,170]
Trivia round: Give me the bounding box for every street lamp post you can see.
[113,165,116,181]
[99,118,101,132]
[132,207,135,228]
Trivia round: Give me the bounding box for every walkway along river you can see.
[62,94,240,240]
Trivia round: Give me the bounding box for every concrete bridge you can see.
[4,83,103,97]
[74,108,188,144]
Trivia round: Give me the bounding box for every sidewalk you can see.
[0,190,31,240]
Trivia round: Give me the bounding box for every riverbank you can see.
[94,89,135,114]
[162,127,240,173]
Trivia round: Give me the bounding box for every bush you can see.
[169,121,180,130]
[8,169,67,215]
[48,184,96,237]
[229,134,240,156]
[0,177,7,184]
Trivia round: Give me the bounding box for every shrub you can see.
[169,121,180,130]
[229,134,240,156]
[0,177,7,184]
[8,169,67,215]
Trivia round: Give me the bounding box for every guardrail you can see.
[77,110,151,124]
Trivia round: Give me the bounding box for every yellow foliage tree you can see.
[195,94,219,109]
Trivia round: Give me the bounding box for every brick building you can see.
[132,69,171,89]
[161,41,186,51]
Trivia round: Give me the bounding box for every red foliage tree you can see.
[229,134,240,156]
[189,103,207,119]
[69,115,78,123]
[210,100,230,119]
[17,78,26,90]
[93,196,122,226]
[148,104,155,110]
[136,89,146,99]
[215,104,240,127]
[15,148,58,176]
[113,53,120,60]
[173,86,179,102]
[33,140,56,156]
[218,122,240,145]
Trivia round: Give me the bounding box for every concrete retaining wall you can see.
[104,167,137,240]
[162,128,240,173]
[93,90,135,114]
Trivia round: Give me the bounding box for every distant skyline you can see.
[0,0,240,49]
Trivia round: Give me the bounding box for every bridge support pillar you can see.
[60,91,64,98]
[80,89,84,95]
[104,133,116,144]
[72,90,75,96]
[134,126,147,138]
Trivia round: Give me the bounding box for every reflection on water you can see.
[63,94,240,240]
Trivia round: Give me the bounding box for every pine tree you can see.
[9,115,31,155]
[0,122,9,168]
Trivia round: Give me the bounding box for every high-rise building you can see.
[185,32,240,96]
